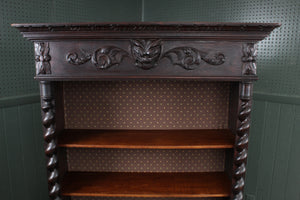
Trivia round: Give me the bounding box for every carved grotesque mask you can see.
[130,39,162,69]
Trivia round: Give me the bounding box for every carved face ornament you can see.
[130,39,162,69]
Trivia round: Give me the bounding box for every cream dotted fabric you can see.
[64,80,230,200]
[64,80,229,129]
[67,149,225,172]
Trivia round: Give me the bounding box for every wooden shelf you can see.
[58,129,235,149]
[61,172,231,197]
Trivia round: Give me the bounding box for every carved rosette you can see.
[35,42,51,75]
[40,81,61,200]
[242,43,257,75]
[232,82,253,200]
[163,47,225,70]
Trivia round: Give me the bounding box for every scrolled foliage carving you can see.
[66,46,129,69]
[92,47,129,69]
[163,47,225,70]
[67,40,226,70]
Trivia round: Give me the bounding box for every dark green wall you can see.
[0,0,142,98]
[0,1,141,200]
[143,0,300,199]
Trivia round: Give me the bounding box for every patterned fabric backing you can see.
[67,149,225,172]
[63,80,230,129]
[64,81,230,200]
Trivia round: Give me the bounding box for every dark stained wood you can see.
[231,82,253,200]
[54,82,70,200]
[58,129,235,149]
[61,172,231,197]
[34,40,247,80]
[12,22,279,81]
[11,22,280,41]
[13,22,279,200]
[39,81,61,200]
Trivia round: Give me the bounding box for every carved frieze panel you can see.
[66,39,226,70]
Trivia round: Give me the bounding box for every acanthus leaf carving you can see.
[242,43,257,75]
[163,47,225,70]
[66,46,128,69]
[35,42,51,75]
[66,49,91,65]
[163,47,201,70]
[92,46,129,69]
[130,39,162,69]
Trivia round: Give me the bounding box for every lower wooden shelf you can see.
[58,129,235,149]
[61,172,231,197]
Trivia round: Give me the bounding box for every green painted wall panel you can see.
[255,102,281,200]
[18,104,40,200]
[0,109,12,200]
[284,106,300,199]
[245,101,267,196]
[244,101,300,200]
[0,103,47,200]
[2,106,26,200]
[269,104,295,200]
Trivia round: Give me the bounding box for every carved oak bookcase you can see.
[13,22,279,200]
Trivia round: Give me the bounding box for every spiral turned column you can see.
[231,82,253,200]
[40,81,61,200]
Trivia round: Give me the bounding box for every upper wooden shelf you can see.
[61,172,231,197]
[58,129,235,149]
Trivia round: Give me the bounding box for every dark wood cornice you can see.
[12,22,280,41]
